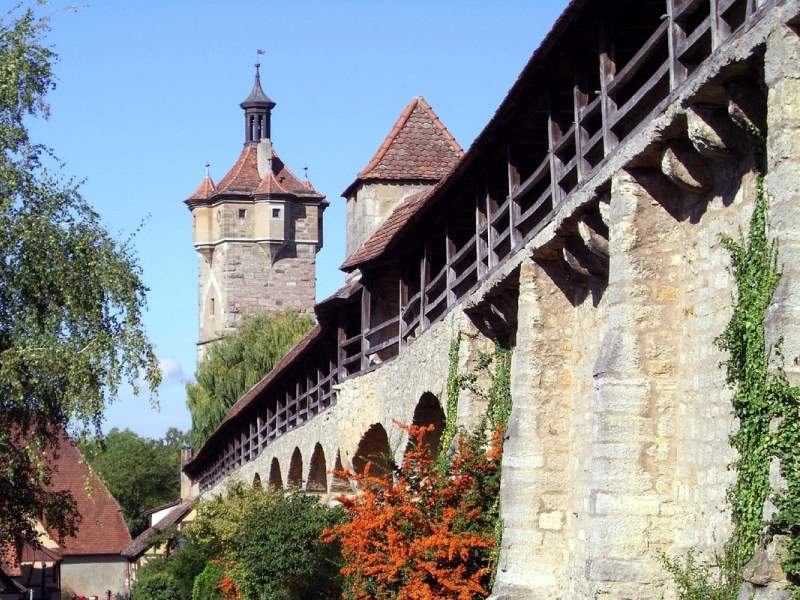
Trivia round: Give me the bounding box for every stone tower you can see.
[185,64,327,360]
[341,96,462,262]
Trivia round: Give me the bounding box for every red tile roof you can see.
[186,175,216,202]
[211,143,320,198]
[341,190,430,270]
[43,434,132,556]
[342,97,463,197]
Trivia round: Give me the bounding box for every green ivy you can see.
[666,117,800,598]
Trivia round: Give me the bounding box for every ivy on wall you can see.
[434,330,514,588]
[666,118,800,598]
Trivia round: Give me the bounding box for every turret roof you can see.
[342,96,463,197]
[240,64,275,109]
[189,143,320,201]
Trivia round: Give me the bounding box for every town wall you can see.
[196,4,800,598]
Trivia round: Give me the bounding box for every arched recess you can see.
[331,450,351,493]
[307,444,328,493]
[406,392,446,459]
[353,424,392,478]
[288,447,303,489]
[268,458,283,489]
[252,472,262,489]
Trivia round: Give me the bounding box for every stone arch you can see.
[306,444,327,493]
[288,447,303,489]
[252,472,262,489]
[268,458,283,489]
[408,392,446,458]
[353,424,392,478]
[331,450,351,493]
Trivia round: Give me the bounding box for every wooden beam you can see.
[507,146,523,247]
[361,286,371,371]
[667,0,688,89]
[486,189,497,268]
[420,240,431,329]
[598,22,618,155]
[336,318,345,379]
[398,272,408,351]
[475,187,488,278]
[445,221,456,305]
[573,79,590,181]
[547,111,563,206]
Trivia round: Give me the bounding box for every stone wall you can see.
[208,307,495,498]
[345,181,432,259]
[196,198,320,360]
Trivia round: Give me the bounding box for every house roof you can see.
[341,190,430,270]
[207,143,320,199]
[43,434,132,556]
[121,501,193,559]
[342,96,463,197]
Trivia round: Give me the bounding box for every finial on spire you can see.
[303,165,309,181]
[204,162,210,178]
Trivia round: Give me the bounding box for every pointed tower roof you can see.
[240,63,276,109]
[342,96,463,197]
[185,168,216,203]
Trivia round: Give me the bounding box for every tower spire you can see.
[240,58,276,143]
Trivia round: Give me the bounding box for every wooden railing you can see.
[196,0,771,492]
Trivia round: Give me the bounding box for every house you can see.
[8,434,132,599]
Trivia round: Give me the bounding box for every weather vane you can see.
[256,48,266,69]
[303,165,309,180]
[204,162,210,177]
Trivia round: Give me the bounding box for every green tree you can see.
[192,562,224,600]
[131,570,181,600]
[0,5,160,549]
[80,428,188,535]
[186,311,313,449]
[230,492,343,600]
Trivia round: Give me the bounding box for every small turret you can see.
[240,63,276,142]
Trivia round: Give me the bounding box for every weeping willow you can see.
[186,311,314,449]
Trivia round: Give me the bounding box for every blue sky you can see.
[28,0,567,439]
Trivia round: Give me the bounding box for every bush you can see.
[230,493,343,600]
[132,571,181,600]
[324,423,502,599]
[192,562,224,600]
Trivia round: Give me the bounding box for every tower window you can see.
[272,208,281,219]
[238,209,247,219]
[210,297,215,318]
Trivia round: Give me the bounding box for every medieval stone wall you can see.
[196,5,800,598]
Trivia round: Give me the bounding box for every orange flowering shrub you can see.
[324,424,503,600]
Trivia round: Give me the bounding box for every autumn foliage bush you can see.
[324,423,503,600]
